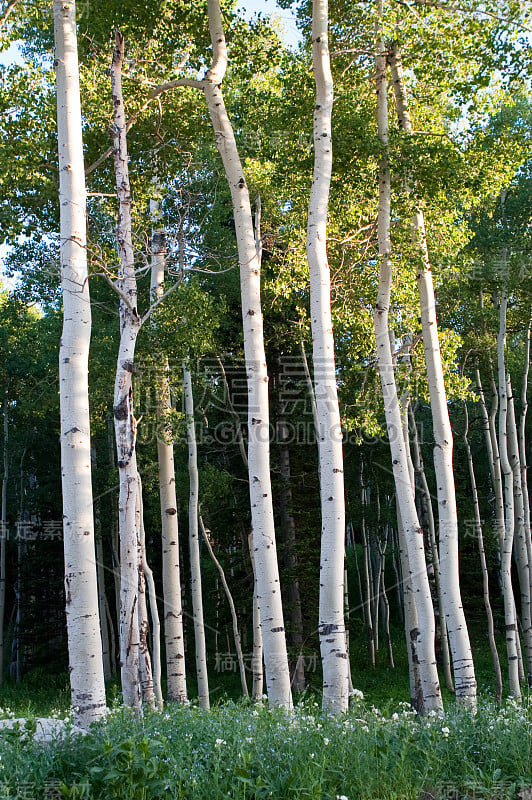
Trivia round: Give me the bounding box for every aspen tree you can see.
[202,0,292,707]
[184,363,209,709]
[507,375,531,683]
[373,8,442,712]
[53,0,106,726]
[496,289,521,697]
[149,200,187,703]
[389,42,476,705]
[307,0,349,714]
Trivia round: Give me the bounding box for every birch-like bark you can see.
[200,515,248,698]
[374,21,441,712]
[203,0,291,708]
[111,31,142,709]
[150,204,187,703]
[54,0,106,726]
[409,405,453,692]
[307,0,349,714]
[0,397,7,683]
[497,290,521,697]
[389,43,476,705]
[184,364,209,709]
[507,376,532,682]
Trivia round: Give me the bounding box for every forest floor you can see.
[0,686,529,800]
[0,631,530,799]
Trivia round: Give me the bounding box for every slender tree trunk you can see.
[389,42,476,705]
[378,530,394,668]
[184,364,209,709]
[150,205,187,703]
[307,0,349,714]
[200,515,248,698]
[203,0,291,708]
[0,396,7,684]
[53,0,106,726]
[507,376,532,682]
[409,405,453,691]
[463,401,503,702]
[374,22,441,712]
[111,31,142,709]
[497,289,521,697]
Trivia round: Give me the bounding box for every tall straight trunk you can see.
[150,206,187,703]
[111,31,142,709]
[374,19,441,712]
[389,43,476,705]
[184,364,209,709]
[307,0,349,714]
[0,397,7,683]
[203,0,291,708]
[409,405,453,692]
[497,290,521,697]
[507,377,532,682]
[53,0,106,726]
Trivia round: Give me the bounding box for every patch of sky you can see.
[235,0,302,49]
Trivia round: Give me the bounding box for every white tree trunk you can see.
[150,204,188,703]
[373,25,441,712]
[307,0,349,714]
[409,405,453,692]
[110,31,142,710]
[497,290,521,697]
[389,43,476,705]
[507,376,532,682]
[203,0,291,708]
[53,0,106,727]
[184,364,209,709]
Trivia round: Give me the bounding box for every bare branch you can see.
[85,76,204,176]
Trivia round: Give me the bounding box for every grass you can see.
[0,692,530,800]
